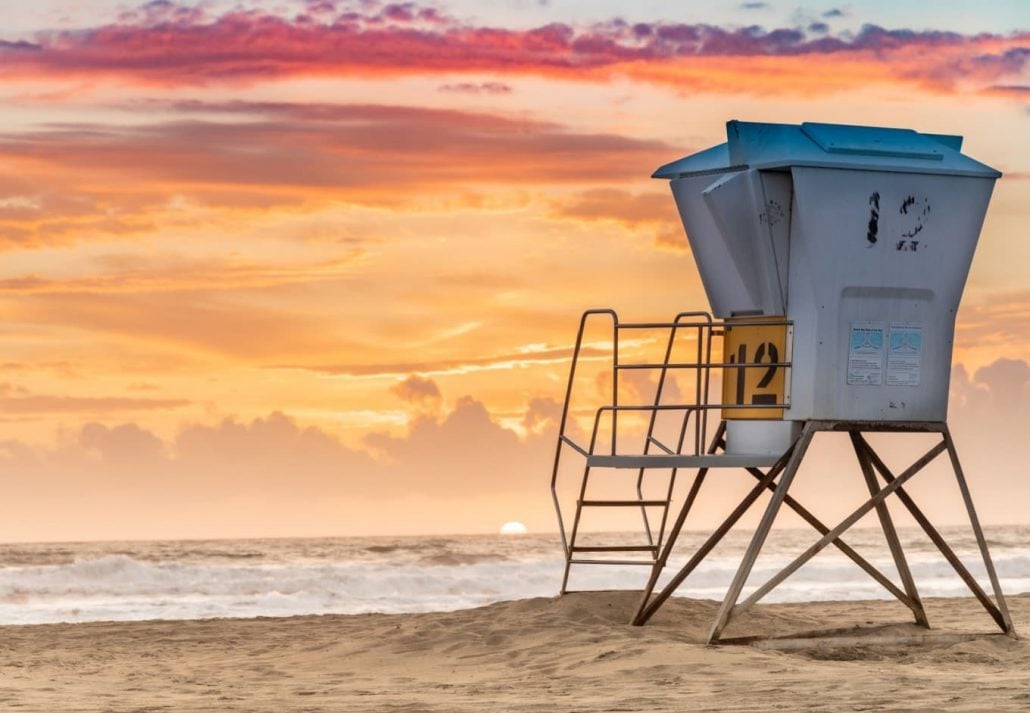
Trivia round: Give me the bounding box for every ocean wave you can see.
[0,531,1027,625]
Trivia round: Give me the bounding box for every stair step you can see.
[569,558,657,566]
[570,545,658,553]
[580,499,670,507]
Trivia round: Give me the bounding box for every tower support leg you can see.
[944,427,1015,635]
[630,422,726,623]
[632,428,796,625]
[854,433,1015,635]
[706,421,817,643]
[629,421,1015,643]
[743,465,917,613]
[850,432,929,628]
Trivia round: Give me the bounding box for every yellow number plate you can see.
[722,319,791,420]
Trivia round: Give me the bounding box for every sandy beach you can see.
[0,591,1027,711]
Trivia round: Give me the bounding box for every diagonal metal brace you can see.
[849,432,928,627]
[632,439,794,626]
[854,433,1013,634]
[727,438,947,624]
[743,466,917,615]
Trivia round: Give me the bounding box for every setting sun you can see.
[499,521,528,535]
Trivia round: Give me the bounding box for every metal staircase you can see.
[550,309,790,594]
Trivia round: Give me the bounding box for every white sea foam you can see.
[0,528,1027,625]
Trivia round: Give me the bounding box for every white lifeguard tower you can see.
[550,120,1015,643]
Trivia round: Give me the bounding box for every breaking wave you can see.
[0,528,1027,625]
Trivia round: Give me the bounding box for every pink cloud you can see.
[0,3,1023,94]
[0,400,555,539]
[0,102,670,190]
[438,81,512,94]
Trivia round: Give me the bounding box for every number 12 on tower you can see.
[721,320,791,420]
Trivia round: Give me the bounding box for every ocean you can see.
[1,526,1028,626]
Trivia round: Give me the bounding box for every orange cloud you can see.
[549,187,687,250]
[281,344,612,379]
[0,103,673,247]
[0,383,188,414]
[0,253,367,295]
[391,375,442,404]
[955,289,1030,368]
[28,296,356,362]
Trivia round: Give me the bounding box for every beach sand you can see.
[1,592,1028,711]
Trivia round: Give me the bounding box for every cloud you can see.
[0,411,378,504]
[553,188,671,224]
[118,0,208,25]
[0,3,1024,97]
[904,46,1029,89]
[549,187,687,249]
[392,375,442,403]
[0,399,557,539]
[0,383,188,415]
[0,254,367,295]
[0,251,382,365]
[279,343,612,379]
[438,81,512,94]
[0,40,42,51]
[951,358,1029,419]
[0,350,1025,539]
[4,290,366,361]
[391,375,443,416]
[944,357,1030,523]
[364,396,545,494]
[983,84,1030,98]
[79,421,168,464]
[0,100,676,255]
[1,353,1026,541]
[0,101,667,214]
[521,396,564,436]
[954,290,1030,364]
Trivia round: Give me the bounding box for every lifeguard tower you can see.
[550,121,1015,643]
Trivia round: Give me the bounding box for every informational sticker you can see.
[887,323,923,386]
[847,322,885,386]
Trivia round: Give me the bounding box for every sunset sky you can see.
[0,0,1026,541]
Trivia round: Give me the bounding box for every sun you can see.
[499,521,528,535]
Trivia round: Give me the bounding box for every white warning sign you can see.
[887,323,923,387]
[848,322,885,385]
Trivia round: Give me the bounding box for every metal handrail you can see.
[550,309,615,558]
[637,312,697,547]
[550,308,793,564]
